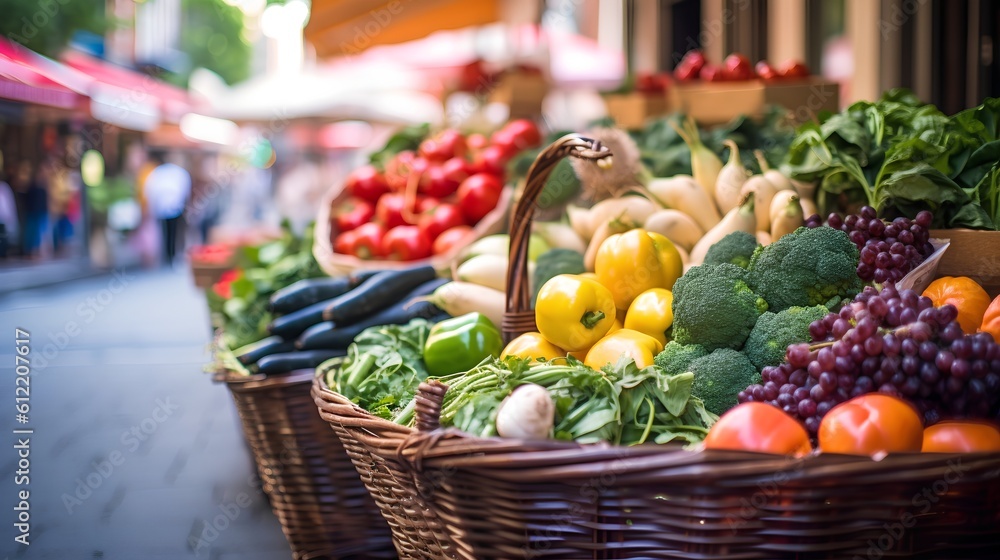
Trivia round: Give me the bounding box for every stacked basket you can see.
[218,369,396,559]
[313,134,1000,558]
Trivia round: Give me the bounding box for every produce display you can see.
[673,49,811,83]
[331,120,542,261]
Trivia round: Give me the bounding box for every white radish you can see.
[741,175,778,233]
[643,209,704,252]
[567,205,594,241]
[423,281,506,328]
[714,140,749,214]
[457,254,534,293]
[769,189,802,225]
[757,231,772,246]
[496,383,554,440]
[791,179,819,218]
[585,197,658,234]
[646,175,722,233]
[675,245,690,265]
[672,117,723,200]
[689,192,758,265]
[534,221,587,253]
[771,193,804,242]
[755,151,793,192]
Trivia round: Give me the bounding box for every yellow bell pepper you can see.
[595,229,683,310]
[624,288,674,346]
[535,274,616,352]
[577,272,599,281]
[568,318,622,360]
[501,332,565,362]
[584,329,664,370]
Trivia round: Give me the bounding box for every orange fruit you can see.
[922,276,991,334]
[981,294,1000,344]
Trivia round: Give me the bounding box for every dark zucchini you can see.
[234,336,297,365]
[298,279,450,349]
[269,270,380,314]
[253,350,347,375]
[321,265,437,323]
[267,299,332,339]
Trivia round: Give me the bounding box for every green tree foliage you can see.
[0,0,107,57]
[179,0,251,86]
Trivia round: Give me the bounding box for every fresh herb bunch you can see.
[783,90,1000,229]
[207,221,326,348]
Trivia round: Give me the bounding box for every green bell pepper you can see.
[423,312,503,376]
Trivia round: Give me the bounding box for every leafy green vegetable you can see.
[430,356,716,446]
[208,221,326,349]
[783,90,1000,229]
[324,319,433,420]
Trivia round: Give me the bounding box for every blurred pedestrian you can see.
[144,152,191,267]
[22,161,51,259]
[49,161,75,255]
[0,170,18,258]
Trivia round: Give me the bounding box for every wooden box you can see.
[489,71,548,119]
[670,78,839,125]
[603,92,670,130]
[928,229,1000,297]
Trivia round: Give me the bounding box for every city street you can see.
[1,268,291,559]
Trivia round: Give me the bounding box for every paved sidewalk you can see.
[0,268,291,559]
[0,257,101,294]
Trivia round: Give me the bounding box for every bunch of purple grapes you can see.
[739,284,1000,434]
[804,206,936,284]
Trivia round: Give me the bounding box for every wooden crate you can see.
[489,71,548,119]
[928,229,1000,297]
[670,78,839,125]
[603,92,670,130]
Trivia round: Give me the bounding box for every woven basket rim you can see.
[215,368,315,390]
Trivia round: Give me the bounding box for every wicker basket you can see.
[327,134,999,558]
[218,369,396,559]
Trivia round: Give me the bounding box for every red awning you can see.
[0,38,88,110]
[61,51,195,130]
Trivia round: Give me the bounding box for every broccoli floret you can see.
[746,226,862,313]
[744,305,829,370]
[703,231,760,269]
[654,341,708,375]
[689,348,761,416]
[671,263,769,352]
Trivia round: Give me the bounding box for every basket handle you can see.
[502,134,612,342]
[413,379,449,432]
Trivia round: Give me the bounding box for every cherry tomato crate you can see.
[315,135,1000,559]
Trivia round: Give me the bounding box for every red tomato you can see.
[723,53,755,81]
[442,157,471,185]
[755,60,779,81]
[375,193,409,229]
[419,129,467,162]
[675,50,706,80]
[381,226,432,261]
[778,60,810,79]
[345,165,390,202]
[333,198,375,233]
[384,150,416,191]
[700,64,728,82]
[498,119,542,152]
[333,229,355,254]
[466,133,488,151]
[347,223,386,259]
[922,421,1000,453]
[704,402,813,457]
[417,203,465,242]
[433,225,473,255]
[419,164,461,198]
[416,196,440,214]
[818,394,924,457]
[457,173,503,224]
[473,145,511,177]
